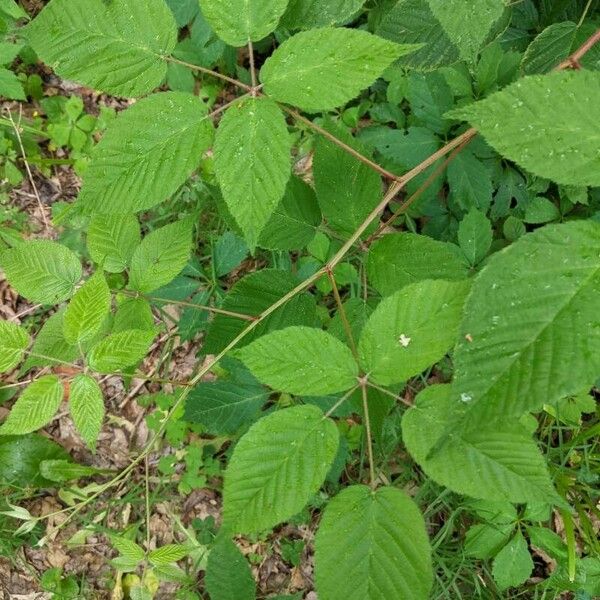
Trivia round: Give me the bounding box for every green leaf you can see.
[26,0,176,97]
[87,329,155,374]
[402,385,559,503]
[465,523,514,559]
[521,22,577,75]
[214,97,291,249]
[523,196,560,224]
[314,485,432,600]
[260,28,415,112]
[447,148,493,212]
[69,374,104,451]
[39,459,105,482]
[0,240,81,304]
[184,381,268,435]
[129,220,193,293]
[78,92,214,214]
[203,270,316,354]
[237,326,358,396]
[63,272,111,345]
[0,0,28,20]
[282,0,366,29]
[223,405,338,533]
[447,70,600,187]
[113,297,154,333]
[449,221,600,431]
[458,209,493,266]
[148,544,188,566]
[0,434,69,487]
[367,233,468,296]
[21,310,79,372]
[87,214,141,273]
[313,119,381,237]
[205,539,255,600]
[492,532,534,591]
[358,280,469,386]
[213,232,248,278]
[0,320,29,373]
[258,175,321,251]
[0,375,63,435]
[427,0,505,63]
[0,67,25,100]
[376,0,459,70]
[110,536,145,562]
[199,0,288,46]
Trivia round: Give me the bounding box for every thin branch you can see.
[557,27,600,69]
[5,107,49,231]
[326,268,359,362]
[366,380,413,408]
[119,289,256,322]
[280,105,403,182]
[360,379,376,489]
[166,56,253,92]
[323,384,360,419]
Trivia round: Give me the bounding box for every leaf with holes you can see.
[69,374,104,451]
[0,376,63,435]
[358,280,470,385]
[237,326,358,396]
[26,0,176,96]
[63,272,111,345]
[78,92,214,214]
[260,28,416,112]
[0,321,29,373]
[129,220,194,293]
[314,485,432,600]
[223,405,338,533]
[0,240,81,304]
[447,70,600,187]
[214,97,291,249]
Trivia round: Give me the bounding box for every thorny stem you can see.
[248,41,258,91]
[326,268,359,361]
[360,380,376,489]
[280,105,402,182]
[30,28,600,536]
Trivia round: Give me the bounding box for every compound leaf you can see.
[78,92,214,214]
[69,374,104,451]
[0,321,29,373]
[129,220,194,293]
[0,375,63,435]
[448,70,600,187]
[63,272,111,345]
[402,385,559,503]
[367,233,468,296]
[314,485,432,600]
[260,28,415,112]
[358,280,470,386]
[199,0,289,46]
[237,326,358,396]
[214,97,291,249]
[87,329,155,374]
[87,214,141,273]
[223,405,338,533]
[26,0,176,97]
[0,240,81,304]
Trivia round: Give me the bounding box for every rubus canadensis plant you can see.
[1,0,600,597]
